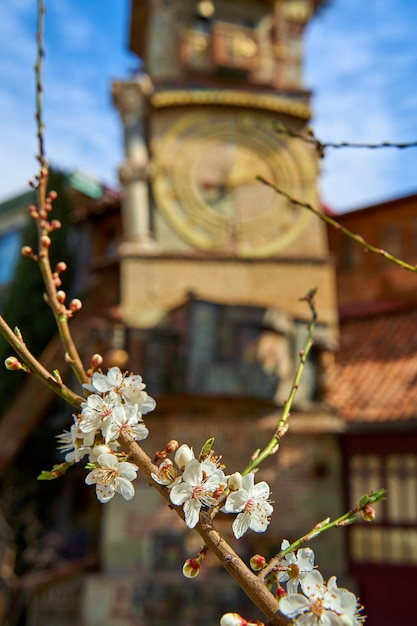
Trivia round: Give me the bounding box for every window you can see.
[349,453,417,565]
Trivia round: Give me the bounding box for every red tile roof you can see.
[326,308,417,423]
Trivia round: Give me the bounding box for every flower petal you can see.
[96,482,115,503]
[116,477,135,501]
[183,498,201,528]
[279,594,309,618]
[182,459,203,485]
[170,483,193,506]
[225,490,247,513]
[232,511,251,539]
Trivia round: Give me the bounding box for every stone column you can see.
[112,74,156,253]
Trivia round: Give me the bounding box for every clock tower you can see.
[96,5,346,616]
[113,0,337,333]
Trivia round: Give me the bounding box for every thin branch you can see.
[275,124,417,158]
[241,290,318,477]
[118,432,290,626]
[30,0,90,386]
[0,316,84,409]
[257,177,417,274]
[35,0,46,167]
[259,488,387,581]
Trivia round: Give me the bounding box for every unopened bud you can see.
[69,298,82,312]
[56,290,66,303]
[91,353,103,369]
[49,219,61,230]
[314,517,330,530]
[28,205,39,218]
[21,246,33,257]
[48,190,58,201]
[165,440,179,454]
[228,472,242,491]
[5,356,22,371]
[276,586,287,599]
[55,261,67,273]
[250,554,266,571]
[174,444,194,470]
[182,558,201,579]
[362,505,376,522]
[41,235,51,248]
[90,444,112,462]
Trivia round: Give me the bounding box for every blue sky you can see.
[1,0,417,213]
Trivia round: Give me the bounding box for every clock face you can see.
[152,111,314,257]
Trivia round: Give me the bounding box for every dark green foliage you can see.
[0,170,75,416]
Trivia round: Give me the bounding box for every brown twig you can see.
[118,432,290,626]
[258,177,417,274]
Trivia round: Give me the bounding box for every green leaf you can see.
[199,438,214,460]
[37,461,73,480]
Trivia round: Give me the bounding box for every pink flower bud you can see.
[165,440,179,454]
[56,290,66,303]
[41,235,51,248]
[21,246,33,257]
[91,353,103,368]
[55,261,67,273]
[48,190,58,201]
[5,356,22,371]
[49,219,61,230]
[28,205,38,218]
[362,505,376,522]
[69,298,82,312]
[182,558,200,578]
[276,586,287,599]
[250,554,266,571]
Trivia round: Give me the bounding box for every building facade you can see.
[327,193,417,626]
[81,1,343,625]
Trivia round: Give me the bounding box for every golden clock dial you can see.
[152,111,314,257]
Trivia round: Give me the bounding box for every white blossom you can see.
[170,458,226,528]
[85,453,138,503]
[151,459,180,487]
[278,540,315,593]
[56,422,94,463]
[79,392,120,435]
[102,402,149,444]
[86,366,156,413]
[330,579,364,626]
[224,473,273,539]
[279,570,348,626]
